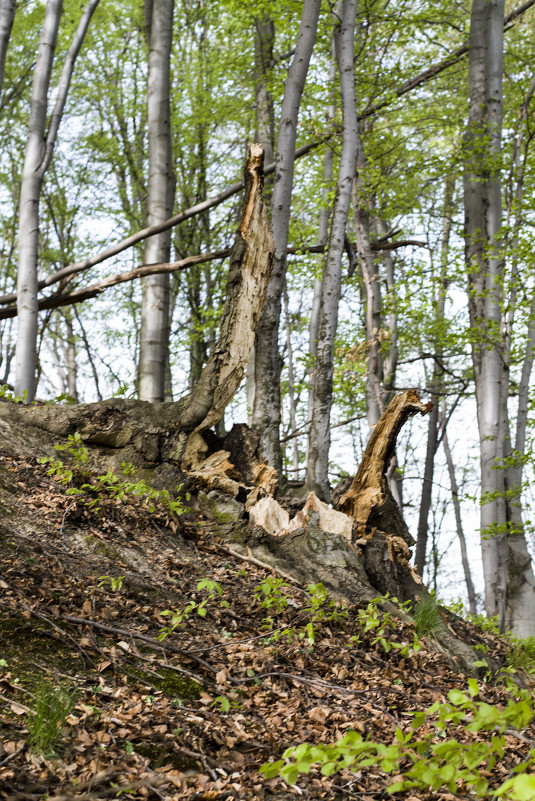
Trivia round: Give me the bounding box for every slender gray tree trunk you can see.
[500,79,535,636]
[252,0,321,472]
[307,40,336,427]
[464,0,507,624]
[283,286,299,477]
[353,151,383,428]
[15,0,100,402]
[0,0,15,104]
[138,0,175,403]
[305,0,359,501]
[64,311,77,401]
[15,0,64,401]
[415,175,454,576]
[502,303,535,635]
[440,401,478,615]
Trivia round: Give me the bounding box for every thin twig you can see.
[61,614,218,674]
[213,543,305,589]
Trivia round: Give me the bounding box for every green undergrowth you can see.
[40,432,188,517]
[413,593,443,636]
[0,610,83,692]
[447,600,535,676]
[27,680,77,757]
[261,680,535,799]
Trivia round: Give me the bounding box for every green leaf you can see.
[387,782,407,794]
[448,689,469,705]
[496,774,535,800]
[468,678,479,697]
[259,760,284,779]
[281,763,300,785]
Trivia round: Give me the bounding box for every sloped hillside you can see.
[0,419,533,801]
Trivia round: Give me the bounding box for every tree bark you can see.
[353,148,383,429]
[252,0,321,473]
[440,406,478,615]
[500,76,535,637]
[15,0,64,402]
[247,13,275,425]
[337,390,432,600]
[14,0,100,402]
[414,174,454,576]
[0,0,15,104]
[306,39,336,435]
[464,0,508,624]
[305,0,359,501]
[138,0,175,403]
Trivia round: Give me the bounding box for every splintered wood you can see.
[337,390,432,544]
[179,143,275,440]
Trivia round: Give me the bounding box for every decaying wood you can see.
[335,390,432,600]
[186,450,246,499]
[223,423,277,507]
[287,491,353,543]
[0,144,275,475]
[177,143,275,441]
[249,496,290,535]
[183,424,278,502]
[338,389,432,543]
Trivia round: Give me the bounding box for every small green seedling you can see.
[97,575,125,592]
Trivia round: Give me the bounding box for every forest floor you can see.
[0,444,533,801]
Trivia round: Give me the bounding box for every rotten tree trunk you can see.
[2,145,274,475]
[337,390,432,600]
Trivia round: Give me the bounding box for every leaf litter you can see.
[0,449,532,800]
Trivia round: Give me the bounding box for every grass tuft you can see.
[507,636,535,674]
[413,595,443,637]
[27,681,77,756]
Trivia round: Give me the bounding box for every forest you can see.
[2,0,535,798]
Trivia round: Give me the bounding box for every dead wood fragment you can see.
[335,390,432,601]
[184,448,245,499]
[178,143,275,442]
[287,491,353,543]
[248,496,290,535]
[338,390,432,544]
[223,423,278,499]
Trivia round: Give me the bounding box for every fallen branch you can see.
[61,614,218,675]
[213,542,305,588]
[0,249,230,320]
[0,238,428,319]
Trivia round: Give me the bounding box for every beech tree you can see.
[0,0,15,102]
[15,0,100,402]
[138,0,175,403]
[252,0,322,473]
[3,0,535,630]
[464,0,535,634]
[305,0,359,501]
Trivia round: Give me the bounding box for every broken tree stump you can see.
[0,144,275,480]
[337,390,432,600]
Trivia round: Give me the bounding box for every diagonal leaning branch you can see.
[0,144,275,471]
